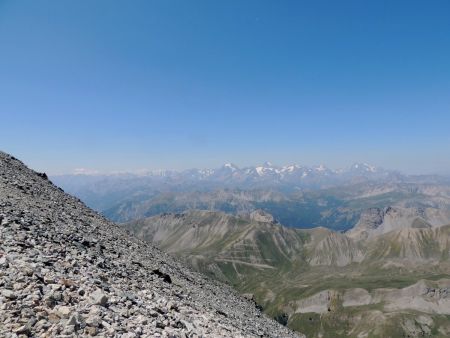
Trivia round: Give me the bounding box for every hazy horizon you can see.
[1,1,449,175]
[23,159,450,177]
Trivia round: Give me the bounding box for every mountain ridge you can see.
[124,208,450,337]
[52,165,450,231]
[53,162,388,178]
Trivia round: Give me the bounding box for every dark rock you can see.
[152,269,172,284]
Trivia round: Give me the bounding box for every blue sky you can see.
[0,1,449,174]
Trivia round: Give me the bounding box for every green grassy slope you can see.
[124,211,450,337]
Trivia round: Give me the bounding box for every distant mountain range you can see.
[52,162,450,231]
[55,162,399,188]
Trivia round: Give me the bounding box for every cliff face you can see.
[0,151,300,338]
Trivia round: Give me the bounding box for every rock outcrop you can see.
[248,210,276,224]
[346,207,443,240]
[0,152,300,338]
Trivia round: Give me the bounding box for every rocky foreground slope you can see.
[0,151,301,338]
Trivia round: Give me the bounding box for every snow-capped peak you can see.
[223,163,238,171]
[351,163,378,173]
[281,164,301,173]
[314,164,327,172]
[254,164,279,176]
[255,166,264,176]
[197,168,215,176]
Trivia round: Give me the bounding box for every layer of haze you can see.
[0,0,449,175]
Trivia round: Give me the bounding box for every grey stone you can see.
[90,289,108,306]
[0,256,8,268]
[2,290,16,299]
[56,306,71,318]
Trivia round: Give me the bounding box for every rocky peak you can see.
[249,209,276,224]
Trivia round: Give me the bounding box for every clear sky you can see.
[1,1,449,174]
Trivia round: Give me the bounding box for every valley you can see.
[124,209,450,337]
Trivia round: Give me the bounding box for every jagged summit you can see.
[0,151,300,337]
[349,162,378,173]
[248,209,276,224]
